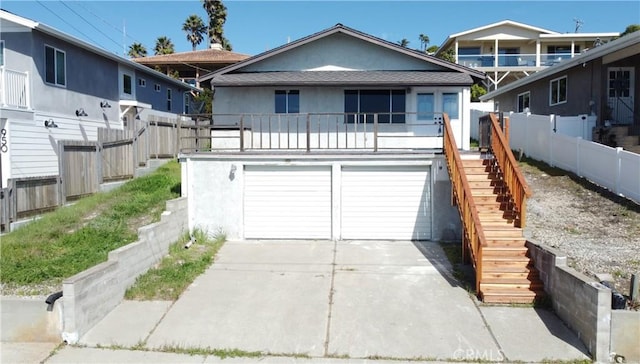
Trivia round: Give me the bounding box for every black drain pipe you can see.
[45,291,63,311]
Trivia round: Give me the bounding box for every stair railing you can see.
[443,113,486,292]
[486,113,532,228]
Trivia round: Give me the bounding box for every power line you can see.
[35,0,100,46]
[58,1,123,50]
[74,1,143,45]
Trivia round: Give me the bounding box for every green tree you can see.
[182,14,207,51]
[397,38,410,48]
[419,34,430,52]
[620,24,640,36]
[202,0,230,49]
[127,42,147,58]
[471,84,487,102]
[436,48,456,63]
[426,45,439,55]
[154,36,175,55]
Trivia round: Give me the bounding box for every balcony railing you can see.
[179,112,456,153]
[0,67,30,109]
[459,53,575,68]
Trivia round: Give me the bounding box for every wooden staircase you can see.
[443,112,544,304]
[462,158,544,303]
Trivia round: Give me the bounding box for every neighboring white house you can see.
[0,9,196,189]
[181,24,486,241]
[435,20,619,91]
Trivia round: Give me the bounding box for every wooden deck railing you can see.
[486,113,532,228]
[443,113,486,291]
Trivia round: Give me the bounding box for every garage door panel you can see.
[341,166,431,240]
[244,166,331,239]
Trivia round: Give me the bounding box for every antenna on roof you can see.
[573,18,584,33]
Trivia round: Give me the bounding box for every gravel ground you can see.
[520,158,640,296]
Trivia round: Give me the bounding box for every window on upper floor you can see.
[138,78,146,87]
[549,76,567,106]
[45,45,66,86]
[167,88,172,111]
[517,91,530,113]
[119,68,135,99]
[344,89,405,123]
[0,41,4,66]
[275,90,300,114]
[154,83,161,92]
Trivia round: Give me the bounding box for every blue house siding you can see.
[135,77,185,114]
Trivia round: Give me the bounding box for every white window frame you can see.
[549,76,567,106]
[119,68,135,99]
[0,40,4,66]
[44,44,66,87]
[154,84,161,92]
[167,88,172,111]
[517,91,530,113]
[138,78,146,87]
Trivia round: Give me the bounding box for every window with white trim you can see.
[167,88,172,111]
[0,41,4,66]
[549,76,567,105]
[154,83,161,92]
[344,89,405,123]
[45,45,66,86]
[138,78,146,87]
[517,91,530,112]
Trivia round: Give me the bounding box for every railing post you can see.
[239,115,245,152]
[373,113,378,152]
[306,114,311,152]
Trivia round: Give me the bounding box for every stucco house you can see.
[0,9,196,189]
[435,20,619,91]
[480,31,640,152]
[183,23,485,242]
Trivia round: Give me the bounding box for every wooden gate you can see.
[98,128,135,181]
[59,141,99,200]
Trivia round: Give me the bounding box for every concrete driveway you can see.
[74,240,589,362]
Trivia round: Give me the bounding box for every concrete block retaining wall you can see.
[61,197,187,344]
[526,240,639,363]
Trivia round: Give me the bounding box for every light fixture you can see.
[229,164,237,180]
[44,119,58,128]
[100,101,111,108]
[75,108,88,117]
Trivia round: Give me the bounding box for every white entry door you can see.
[607,67,635,124]
[341,166,431,240]
[243,165,332,239]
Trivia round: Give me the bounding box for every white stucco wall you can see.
[182,154,462,242]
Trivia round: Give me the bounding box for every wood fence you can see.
[0,115,198,232]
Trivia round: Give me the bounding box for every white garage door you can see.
[341,166,431,240]
[244,165,332,239]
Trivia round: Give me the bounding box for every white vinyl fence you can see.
[507,112,640,204]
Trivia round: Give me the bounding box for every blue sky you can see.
[2,1,639,57]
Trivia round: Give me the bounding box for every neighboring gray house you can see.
[480,31,640,147]
[480,32,640,131]
[184,24,485,241]
[0,9,196,188]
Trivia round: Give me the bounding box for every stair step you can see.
[468,180,506,188]
[483,229,523,238]
[485,238,526,247]
[481,287,545,304]
[482,270,539,280]
[462,159,493,166]
[483,246,528,256]
[480,281,544,291]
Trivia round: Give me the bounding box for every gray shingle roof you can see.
[210,71,474,87]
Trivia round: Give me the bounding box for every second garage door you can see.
[341,166,431,240]
[244,165,332,239]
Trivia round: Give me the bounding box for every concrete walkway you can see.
[4,240,590,363]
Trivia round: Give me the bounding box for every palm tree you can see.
[154,36,175,55]
[419,34,430,52]
[202,0,228,48]
[182,14,207,51]
[397,38,410,48]
[128,42,147,58]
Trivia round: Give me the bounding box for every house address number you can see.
[1,129,7,153]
